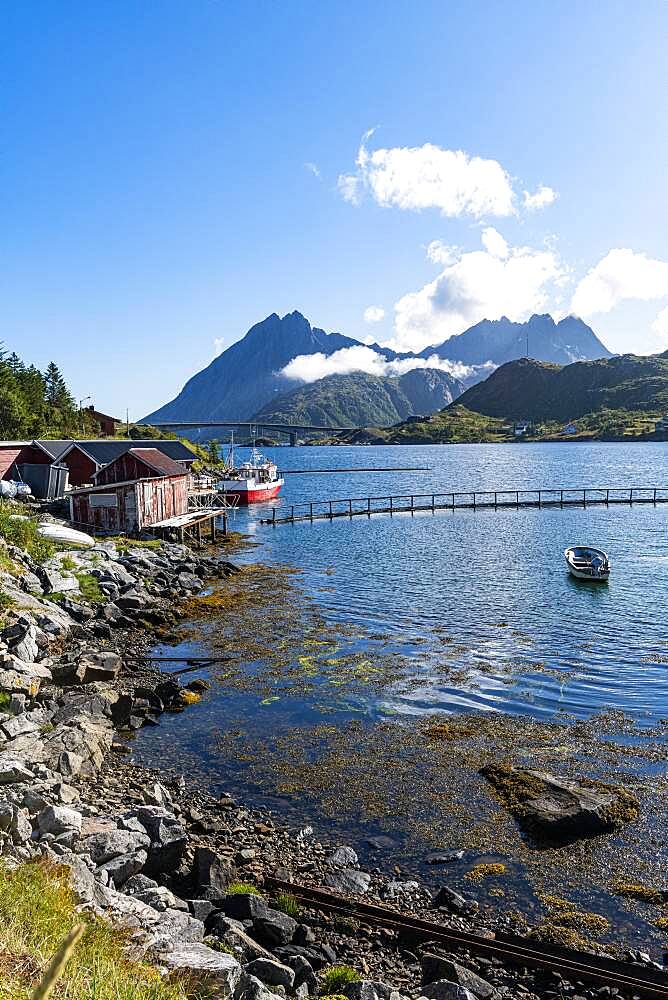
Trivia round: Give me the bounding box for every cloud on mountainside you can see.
[385,228,566,354]
[571,248,668,317]
[652,305,668,344]
[280,344,479,384]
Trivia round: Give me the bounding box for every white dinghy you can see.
[564,546,610,581]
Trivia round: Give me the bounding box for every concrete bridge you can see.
[148,420,371,446]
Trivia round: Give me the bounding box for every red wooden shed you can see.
[69,448,189,533]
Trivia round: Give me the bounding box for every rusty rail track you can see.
[266,877,668,998]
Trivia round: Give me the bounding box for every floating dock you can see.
[261,486,668,526]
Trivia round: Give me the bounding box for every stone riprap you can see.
[0,520,659,1000]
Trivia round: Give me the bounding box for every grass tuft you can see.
[74,573,104,604]
[0,861,197,999]
[0,504,54,563]
[225,882,262,896]
[273,892,302,919]
[320,966,361,993]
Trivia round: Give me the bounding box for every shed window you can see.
[89,493,118,508]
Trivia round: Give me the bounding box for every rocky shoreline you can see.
[0,520,663,1000]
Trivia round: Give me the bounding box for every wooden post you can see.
[310,502,313,522]
[367,497,371,517]
[473,492,476,510]
[349,498,352,518]
[197,521,202,547]
[431,494,435,511]
[272,507,276,524]
[329,500,333,520]
[630,488,633,504]
[516,491,519,508]
[654,487,657,505]
[583,489,586,508]
[560,489,563,507]
[451,493,455,509]
[222,512,227,535]
[606,489,609,506]
[410,495,414,512]
[494,491,497,509]
[389,496,393,515]
[291,505,295,521]
[538,490,541,508]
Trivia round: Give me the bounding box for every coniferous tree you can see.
[0,345,82,438]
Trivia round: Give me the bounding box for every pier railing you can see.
[260,486,668,526]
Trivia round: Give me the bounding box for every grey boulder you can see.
[245,957,295,988]
[38,805,83,836]
[323,868,371,895]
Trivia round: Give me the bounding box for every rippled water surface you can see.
[134,443,668,942]
[224,442,668,723]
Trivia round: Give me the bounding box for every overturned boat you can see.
[564,546,610,581]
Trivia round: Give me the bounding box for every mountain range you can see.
[142,310,612,429]
[420,313,613,367]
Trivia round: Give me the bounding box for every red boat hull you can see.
[224,482,283,505]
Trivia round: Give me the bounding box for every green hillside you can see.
[353,352,668,445]
[254,369,463,427]
[456,352,668,422]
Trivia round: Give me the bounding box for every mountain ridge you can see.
[141,310,612,429]
[422,313,612,367]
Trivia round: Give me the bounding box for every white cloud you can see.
[571,248,668,317]
[337,173,360,205]
[481,226,509,259]
[523,185,557,211]
[213,337,226,356]
[280,345,476,384]
[363,305,385,324]
[386,230,565,353]
[341,135,516,217]
[304,162,321,178]
[652,306,668,344]
[426,240,458,265]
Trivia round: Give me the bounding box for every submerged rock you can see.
[480,763,639,840]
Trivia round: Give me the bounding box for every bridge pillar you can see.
[289,431,298,447]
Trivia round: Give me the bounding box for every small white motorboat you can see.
[564,546,610,581]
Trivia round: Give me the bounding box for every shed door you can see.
[125,492,137,531]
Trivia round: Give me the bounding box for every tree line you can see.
[0,346,97,439]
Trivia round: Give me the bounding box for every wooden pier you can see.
[260,486,668,526]
[149,507,228,545]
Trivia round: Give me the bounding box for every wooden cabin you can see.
[69,448,189,533]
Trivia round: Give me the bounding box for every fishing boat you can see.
[220,443,284,505]
[564,546,611,581]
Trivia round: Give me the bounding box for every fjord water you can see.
[230,441,668,724]
[136,441,668,835]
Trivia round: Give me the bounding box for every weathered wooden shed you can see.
[69,448,189,533]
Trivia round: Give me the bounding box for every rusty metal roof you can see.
[128,448,187,477]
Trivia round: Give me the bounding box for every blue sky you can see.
[3,1,668,417]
